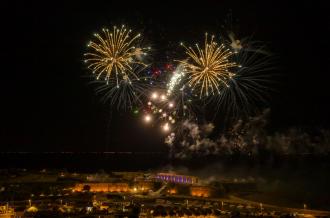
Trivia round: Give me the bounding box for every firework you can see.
[85,25,153,110]
[142,90,178,133]
[166,66,193,118]
[211,37,274,120]
[91,74,152,110]
[167,64,186,96]
[84,25,150,86]
[217,13,272,119]
[178,33,238,98]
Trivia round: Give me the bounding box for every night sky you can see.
[1,0,330,152]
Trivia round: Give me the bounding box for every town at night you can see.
[1,0,330,217]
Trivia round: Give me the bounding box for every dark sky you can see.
[1,0,330,152]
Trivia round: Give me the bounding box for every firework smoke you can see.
[166,109,330,159]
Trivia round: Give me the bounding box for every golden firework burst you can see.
[84,25,150,87]
[179,33,238,97]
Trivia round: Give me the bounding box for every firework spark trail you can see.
[84,25,152,110]
[165,64,200,119]
[178,33,238,98]
[211,38,274,120]
[84,25,150,86]
[167,64,185,96]
[91,75,152,110]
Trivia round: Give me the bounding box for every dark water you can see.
[0,152,329,171]
[0,152,169,172]
[0,152,329,176]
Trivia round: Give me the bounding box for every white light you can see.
[160,94,166,101]
[147,101,152,106]
[169,102,174,108]
[151,92,158,99]
[163,123,170,132]
[167,66,185,95]
[144,115,151,122]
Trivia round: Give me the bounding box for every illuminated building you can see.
[74,183,129,193]
[167,188,177,195]
[190,186,212,197]
[0,205,16,217]
[154,173,198,184]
